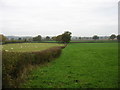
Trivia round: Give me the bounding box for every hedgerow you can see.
[2,45,66,88]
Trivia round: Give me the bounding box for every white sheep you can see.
[5,50,8,52]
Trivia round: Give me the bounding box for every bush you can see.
[2,46,65,88]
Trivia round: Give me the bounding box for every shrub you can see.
[2,45,65,88]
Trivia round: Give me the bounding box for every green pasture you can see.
[2,43,64,52]
[21,43,118,88]
[70,40,118,43]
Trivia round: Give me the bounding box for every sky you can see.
[0,0,119,37]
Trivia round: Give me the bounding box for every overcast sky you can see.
[0,0,119,37]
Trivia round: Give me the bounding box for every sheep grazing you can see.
[5,50,8,52]
[11,48,13,49]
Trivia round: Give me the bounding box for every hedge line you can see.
[2,45,66,88]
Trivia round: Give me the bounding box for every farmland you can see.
[21,43,118,88]
[2,43,65,88]
[2,43,64,52]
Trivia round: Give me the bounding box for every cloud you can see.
[0,0,119,36]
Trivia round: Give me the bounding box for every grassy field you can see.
[70,40,118,43]
[2,43,64,52]
[21,43,118,88]
[38,40,118,43]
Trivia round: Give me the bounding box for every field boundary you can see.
[2,45,66,88]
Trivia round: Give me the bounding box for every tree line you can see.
[0,31,72,44]
[0,33,120,44]
[92,34,120,40]
[32,31,72,43]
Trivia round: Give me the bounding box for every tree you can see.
[18,38,22,40]
[56,31,72,43]
[33,35,42,41]
[79,37,81,39]
[0,34,8,42]
[117,35,120,41]
[61,31,72,43]
[92,35,99,40]
[52,36,57,41]
[46,36,50,41]
[56,35,62,43]
[110,34,116,40]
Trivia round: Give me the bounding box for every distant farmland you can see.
[21,43,118,88]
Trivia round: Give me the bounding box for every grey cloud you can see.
[0,0,119,36]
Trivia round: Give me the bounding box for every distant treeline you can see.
[0,33,120,44]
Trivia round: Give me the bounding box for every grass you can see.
[31,40,118,43]
[21,43,118,88]
[2,43,64,52]
[70,40,118,43]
